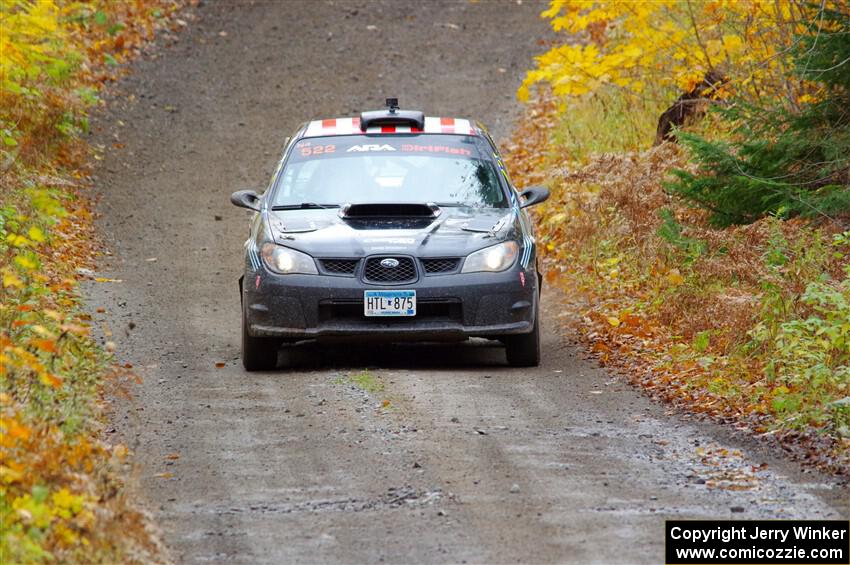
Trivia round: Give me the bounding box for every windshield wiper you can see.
[271,203,339,210]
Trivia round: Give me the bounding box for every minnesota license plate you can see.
[364,290,416,317]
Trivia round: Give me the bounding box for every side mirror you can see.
[519,186,550,208]
[230,190,262,211]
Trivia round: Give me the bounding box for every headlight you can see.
[260,243,317,274]
[461,241,519,273]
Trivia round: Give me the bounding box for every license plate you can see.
[364,290,416,317]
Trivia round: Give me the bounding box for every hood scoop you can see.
[339,202,442,231]
[339,202,441,219]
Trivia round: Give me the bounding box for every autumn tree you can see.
[520,1,841,117]
[669,6,850,225]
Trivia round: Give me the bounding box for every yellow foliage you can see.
[6,233,30,247]
[51,487,85,518]
[14,254,37,270]
[27,225,46,242]
[2,270,24,289]
[521,1,848,108]
[1,1,186,561]
[0,0,65,79]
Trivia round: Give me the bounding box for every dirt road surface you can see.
[86,1,848,563]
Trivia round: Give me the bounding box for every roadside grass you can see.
[549,89,664,163]
[1,181,161,562]
[504,94,850,473]
[1,1,186,561]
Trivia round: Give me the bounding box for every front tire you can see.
[242,302,280,371]
[504,314,540,367]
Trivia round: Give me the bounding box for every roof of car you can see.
[302,116,477,138]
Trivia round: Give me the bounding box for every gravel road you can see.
[86,1,848,563]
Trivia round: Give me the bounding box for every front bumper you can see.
[243,268,537,341]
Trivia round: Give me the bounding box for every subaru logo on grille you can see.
[380,258,400,268]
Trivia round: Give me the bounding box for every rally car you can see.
[231,99,549,370]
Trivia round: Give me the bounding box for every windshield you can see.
[272,135,507,208]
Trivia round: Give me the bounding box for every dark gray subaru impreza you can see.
[231,101,549,370]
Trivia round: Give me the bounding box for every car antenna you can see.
[386,97,399,114]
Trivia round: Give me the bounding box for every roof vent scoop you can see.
[359,98,425,131]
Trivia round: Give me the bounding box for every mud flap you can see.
[536,259,543,293]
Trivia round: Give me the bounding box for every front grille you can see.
[320,259,359,276]
[362,256,417,284]
[422,258,460,274]
[318,299,462,323]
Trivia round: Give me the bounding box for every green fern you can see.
[667,6,850,226]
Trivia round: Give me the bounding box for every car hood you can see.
[266,206,515,257]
